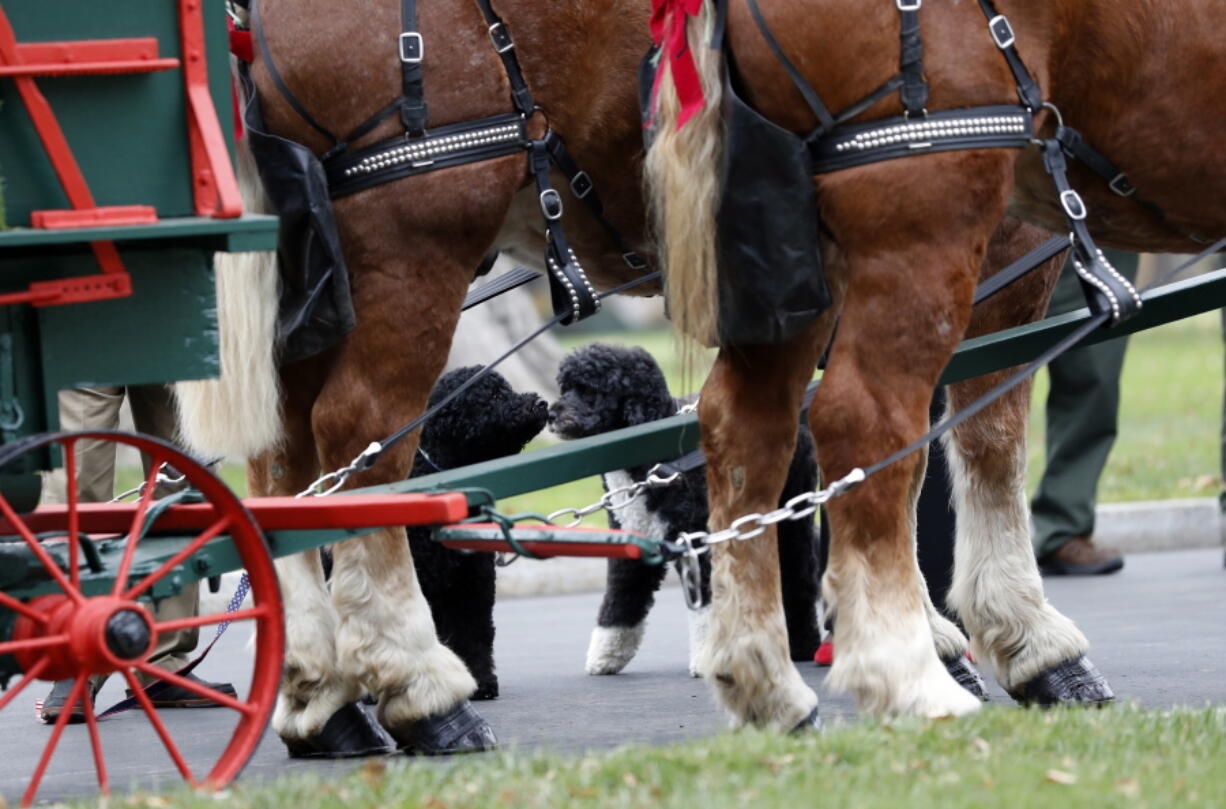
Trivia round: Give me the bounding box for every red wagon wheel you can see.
[0,431,283,807]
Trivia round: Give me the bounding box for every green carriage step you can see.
[434,522,667,563]
[0,214,279,253]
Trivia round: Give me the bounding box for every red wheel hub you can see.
[11,595,155,681]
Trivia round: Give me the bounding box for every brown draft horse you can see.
[648,0,1225,726]
[176,0,662,753]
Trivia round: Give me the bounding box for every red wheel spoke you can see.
[0,591,49,626]
[111,460,164,596]
[123,517,231,601]
[22,674,87,807]
[0,657,48,713]
[0,633,68,656]
[64,436,81,589]
[0,492,83,605]
[81,678,110,798]
[121,669,198,785]
[154,605,271,635]
[132,661,255,715]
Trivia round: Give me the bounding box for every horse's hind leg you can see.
[812,153,1020,718]
[699,321,829,730]
[944,223,1113,705]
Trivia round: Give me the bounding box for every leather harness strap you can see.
[398,0,427,136]
[247,0,656,326]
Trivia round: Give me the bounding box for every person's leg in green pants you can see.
[1031,248,1139,574]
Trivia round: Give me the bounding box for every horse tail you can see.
[174,82,283,461]
[644,2,725,347]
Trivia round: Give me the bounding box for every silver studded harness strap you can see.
[251,0,652,326]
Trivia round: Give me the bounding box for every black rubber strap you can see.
[400,0,427,135]
[744,0,835,134]
[975,0,1043,109]
[462,265,542,310]
[472,0,535,116]
[898,2,928,116]
[972,234,1070,306]
[250,0,339,146]
[543,131,649,271]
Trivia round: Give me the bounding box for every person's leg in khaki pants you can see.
[39,386,234,721]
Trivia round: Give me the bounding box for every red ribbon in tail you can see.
[649,0,707,130]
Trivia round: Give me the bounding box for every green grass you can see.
[92,705,1226,809]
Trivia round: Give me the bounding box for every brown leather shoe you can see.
[1040,536,1124,576]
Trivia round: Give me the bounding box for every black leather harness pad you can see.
[240,66,356,365]
[714,75,830,346]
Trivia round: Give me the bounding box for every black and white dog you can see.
[549,343,821,677]
[407,366,549,699]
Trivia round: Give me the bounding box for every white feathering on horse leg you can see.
[825,554,981,719]
[329,529,475,729]
[944,436,1088,690]
[687,604,710,678]
[272,550,358,741]
[585,623,647,675]
[173,132,282,461]
[702,545,818,730]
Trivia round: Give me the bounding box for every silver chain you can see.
[546,464,681,527]
[671,467,865,609]
[110,464,188,503]
[296,442,383,498]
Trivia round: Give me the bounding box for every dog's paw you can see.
[585,624,646,675]
[472,677,499,701]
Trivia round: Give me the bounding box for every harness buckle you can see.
[988,15,1015,49]
[1060,189,1087,221]
[488,22,515,54]
[569,170,593,199]
[1108,172,1136,197]
[895,0,921,10]
[399,32,424,64]
[623,252,649,271]
[539,188,564,221]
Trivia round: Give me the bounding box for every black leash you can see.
[299,269,663,495]
[852,238,1226,487]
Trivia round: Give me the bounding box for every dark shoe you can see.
[39,679,95,724]
[1040,537,1124,576]
[128,671,238,708]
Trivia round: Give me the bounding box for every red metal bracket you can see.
[179,0,242,218]
[0,38,179,77]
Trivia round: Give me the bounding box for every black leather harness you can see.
[250,0,651,328]
[741,0,1147,325]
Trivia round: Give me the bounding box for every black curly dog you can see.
[407,366,548,700]
[549,343,821,677]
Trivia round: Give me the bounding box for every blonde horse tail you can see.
[174,71,282,460]
[644,2,725,347]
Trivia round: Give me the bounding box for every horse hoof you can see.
[284,701,393,759]
[1009,655,1115,707]
[943,654,989,701]
[393,700,498,755]
[791,706,822,733]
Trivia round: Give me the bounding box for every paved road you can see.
[3,548,1223,805]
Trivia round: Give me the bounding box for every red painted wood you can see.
[0,38,178,77]
[438,539,646,560]
[31,205,158,229]
[179,0,242,218]
[5,493,472,535]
